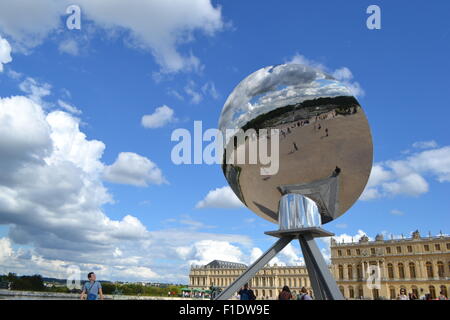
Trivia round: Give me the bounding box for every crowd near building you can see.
[189,230,450,299]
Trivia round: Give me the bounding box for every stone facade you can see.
[189,231,450,299]
[189,260,310,299]
[330,230,450,299]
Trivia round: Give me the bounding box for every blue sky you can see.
[0,0,449,283]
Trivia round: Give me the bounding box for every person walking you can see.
[80,272,104,300]
[238,283,256,300]
[297,287,312,300]
[278,286,293,300]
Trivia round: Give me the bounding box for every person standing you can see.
[278,286,293,300]
[419,288,427,300]
[238,283,256,300]
[409,291,418,300]
[397,288,409,300]
[437,291,448,300]
[80,272,104,300]
[297,287,312,300]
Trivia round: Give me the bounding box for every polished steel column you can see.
[279,194,322,230]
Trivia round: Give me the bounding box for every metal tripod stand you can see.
[215,177,344,300]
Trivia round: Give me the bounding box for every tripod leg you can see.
[215,236,293,300]
[298,233,344,300]
[300,238,326,300]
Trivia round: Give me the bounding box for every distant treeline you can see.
[0,273,183,296]
[242,95,360,131]
[100,282,183,296]
[0,273,45,291]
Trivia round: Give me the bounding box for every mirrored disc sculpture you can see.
[219,64,373,225]
[216,63,373,300]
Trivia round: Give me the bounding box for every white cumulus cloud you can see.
[196,186,244,209]
[249,244,304,267]
[104,152,167,187]
[287,53,365,97]
[176,240,244,266]
[0,0,224,73]
[361,144,450,200]
[0,34,12,71]
[0,93,254,283]
[0,95,158,280]
[141,105,175,129]
[0,96,158,279]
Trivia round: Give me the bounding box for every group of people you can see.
[278,108,339,141]
[237,284,448,300]
[79,271,448,301]
[237,283,313,301]
[397,288,448,300]
[278,285,313,300]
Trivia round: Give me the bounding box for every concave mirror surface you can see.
[219,64,373,224]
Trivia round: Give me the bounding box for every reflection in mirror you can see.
[219,64,373,224]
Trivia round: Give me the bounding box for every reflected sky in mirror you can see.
[219,64,352,132]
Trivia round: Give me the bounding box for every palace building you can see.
[330,230,450,299]
[189,259,310,299]
[189,230,450,299]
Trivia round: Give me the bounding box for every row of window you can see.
[339,285,448,300]
[386,261,447,279]
[337,261,449,280]
[337,243,450,257]
[192,268,306,276]
[253,289,274,298]
[191,276,310,288]
[251,277,309,288]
